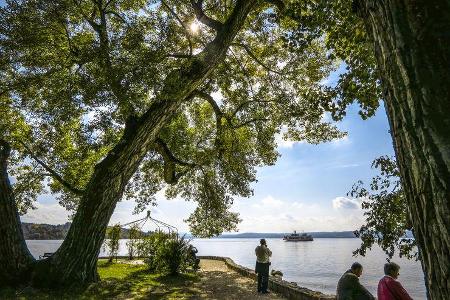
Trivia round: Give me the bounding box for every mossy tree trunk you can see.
[0,140,34,286]
[357,1,450,298]
[31,1,258,287]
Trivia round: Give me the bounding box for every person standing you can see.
[336,262,375,300]
[378,262,413,300]
[255,238,272,293]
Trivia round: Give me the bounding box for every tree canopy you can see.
[0,0,359,237]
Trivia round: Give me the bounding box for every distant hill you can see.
[214,231,358,239]
[22,222,148,240]
[22,222,71,240]
[23,223,413,240]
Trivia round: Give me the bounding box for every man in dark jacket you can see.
[336,262,375,300]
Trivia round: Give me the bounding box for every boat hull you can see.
[283,238,313,242]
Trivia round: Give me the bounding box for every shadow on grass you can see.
[0,262,201,300]
[88,268,201,299]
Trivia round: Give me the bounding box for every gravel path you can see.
[193,259,286,299]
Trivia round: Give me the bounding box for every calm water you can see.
[26,238,426,299]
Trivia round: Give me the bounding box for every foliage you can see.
[0,98,45,214]
[126,224,142,260]
[283,0,381,121]
[0,0,350,237]
[141,231,197,275]
[349,156,417,260]
[0,0,390,241]
[103,224,121,262]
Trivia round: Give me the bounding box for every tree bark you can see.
[31,0,258,287]
[0,140,34,286]
[357,1,450,298]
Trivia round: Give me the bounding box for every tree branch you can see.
[0,139,11,167]
[190,0,223,31]
[192,90,223,119]
[161,0,193,56]
[192,90,232,160]
[231,42,283,75]
[154,138,196,167]
[105,10,128,25]
[231,117,269,129]
[154,138,197,184]
[96,4,134,117]
[18,142,85,196]
[73,0,101,33]
[166,53,193,59]
[231,99,279,117]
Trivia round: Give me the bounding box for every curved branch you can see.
[154,138,197,184]
[18,142,85,196]
[192,90,231,160]
[190,0,223,31]
[154,138,196,167]
[192,90,223,119]
[231,42,283,75]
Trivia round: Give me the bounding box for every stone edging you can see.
[198,256,336,300]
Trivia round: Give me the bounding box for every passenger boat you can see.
[283,230,313,242]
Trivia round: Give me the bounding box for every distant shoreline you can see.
[210,231,357,239]
[21,222,360,240]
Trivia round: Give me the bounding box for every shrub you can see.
[141,231,198,275]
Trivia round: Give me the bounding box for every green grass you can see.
[0,259,201,300]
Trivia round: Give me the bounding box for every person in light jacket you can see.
[378,262,413,300]
[255,238,272,293]
[336,262,375,300]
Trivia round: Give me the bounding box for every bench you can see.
[39,252,54,259]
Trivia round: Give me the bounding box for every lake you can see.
[26,238,426,299]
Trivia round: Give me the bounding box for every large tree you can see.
[286,0,449,298]
[0,0,343,287]
[355,2,450,298]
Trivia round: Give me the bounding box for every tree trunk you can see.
[31,0,258,287]
[357,1,450,298]
[0,140,35,286]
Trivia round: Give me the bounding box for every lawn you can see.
[0,260,201,299]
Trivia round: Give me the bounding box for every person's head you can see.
[260,239,267,246]
[351,262,363,277]
[384,262,400,279]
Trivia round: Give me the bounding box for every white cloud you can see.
[21,202,70,225]
[233,195,364,232]
[330,135,351,147]
[236,214,364,233]
[261,196,283,207]
[332,196,361,210]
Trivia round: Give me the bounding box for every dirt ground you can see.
[193,259,286,300]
